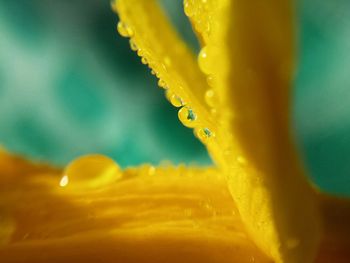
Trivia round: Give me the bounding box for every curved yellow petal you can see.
[186,1,321,262]
[0,153,271,262]
[226,2,320,263]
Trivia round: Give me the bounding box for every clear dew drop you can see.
[198,47,210,74]
[195,127,214,143]
[59,175,69,187]
[166,90,183,107]
[184,0,195,17]
[178,106,197,128]
[158,79,167,89]
[129,39,138,51]
[204,89,217,108]
[137,49,144,57]
[60,154,122,190]
[141,57,148,65]
[206,75,215,87]
[117,21,134,38]
[198,46,210,74]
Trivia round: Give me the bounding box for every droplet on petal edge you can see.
[129,39,138,51]
[60,154,122,189]
[141,57,148,65]
[117,21,134,38]
[195,127,215,143]
[178,106,197,128]
[184,0,195,17]
[166,90,184,108]
[158,79,167,89]
[198,46,211,74]
[59,175,69,187]
[205,89,217,108]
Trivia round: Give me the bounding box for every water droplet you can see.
[178,106,197,127]
[195,127,214,143]
[137,49,144,56]
[129,39,138,51]
[59,175,69,187]
[198,46,210,74]
[158,79,167,89]
[62,154,121,190]
[117,21,134,38]
[184,0,195,17]
[205,89,218,108]
[166,90,183,107]
[141,57,148,65]
[206,75,212,86]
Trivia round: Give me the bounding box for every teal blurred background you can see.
[0,1,349,196]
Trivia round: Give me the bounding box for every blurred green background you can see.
[0,0,349,196]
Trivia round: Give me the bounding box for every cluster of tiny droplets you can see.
[117,17,214,144]
[185,1,248,164]
[184,0,219,142]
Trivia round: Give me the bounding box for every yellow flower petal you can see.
[113,0,218,137]
[0,153,271,262]
[224,2,322,262]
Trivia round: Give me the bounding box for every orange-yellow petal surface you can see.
[0,152,271,263]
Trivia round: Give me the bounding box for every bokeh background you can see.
[0,0,349,196]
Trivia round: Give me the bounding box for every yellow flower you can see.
[0,0,349,263]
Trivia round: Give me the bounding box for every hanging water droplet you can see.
[59,175,69,187]
[195,127,214,143]
[141,57,148,65]
[178,106,197,127]
[206,75,215,87]
[61,154,122,190]
[117,21,134,38]
[205,89,217,108]
[158,79,167,89]
[129,39,138,51]
[137,49,144,57]
[184,0,195,17]
[166,90,183,107]
[198,46,211,74]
